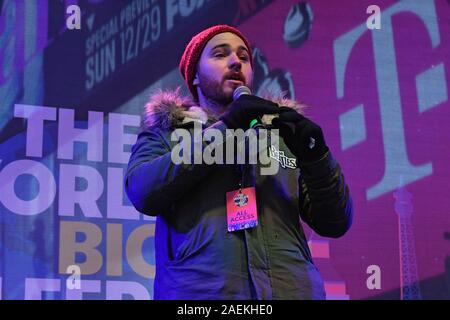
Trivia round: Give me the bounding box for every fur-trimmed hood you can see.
[143,88,307,130]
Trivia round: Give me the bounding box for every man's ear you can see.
[193,73,200,85]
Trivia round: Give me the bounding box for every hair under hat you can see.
[179,25,253,101]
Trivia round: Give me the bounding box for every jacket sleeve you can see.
[125,121,228,216]
[298,151,353,238]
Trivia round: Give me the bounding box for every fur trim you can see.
[143,87,195,129]
[143,88,307,130]
[260,92,307,115]
[180,106,209,125]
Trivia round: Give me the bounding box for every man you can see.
[125,25,353,300]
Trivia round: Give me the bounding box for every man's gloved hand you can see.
[272,107,329,164]
[220,95,280,130]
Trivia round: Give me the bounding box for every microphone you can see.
[232,85,252,100]
[232,86,276,129]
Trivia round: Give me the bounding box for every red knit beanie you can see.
[179,25,253,100]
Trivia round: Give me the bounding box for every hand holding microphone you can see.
[219,86,279,130]
[272,106,329,164]
[221,86,328,163]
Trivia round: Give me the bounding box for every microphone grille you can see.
[233,86,252,101]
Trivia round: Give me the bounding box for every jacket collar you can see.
[143,87,307,130]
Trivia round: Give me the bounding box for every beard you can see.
[196,72,234,106]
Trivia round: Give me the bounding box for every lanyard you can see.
[237,163,245,193]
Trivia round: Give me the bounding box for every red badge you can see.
[226,187,258,232]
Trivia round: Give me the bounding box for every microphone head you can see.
[233,86,252,101]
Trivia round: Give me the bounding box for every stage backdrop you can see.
[0,0,449,300]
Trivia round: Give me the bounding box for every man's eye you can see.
[214,53,225,58]
[240,56,249,61]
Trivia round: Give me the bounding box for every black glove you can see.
[272,107,329,163]
[220,95,280,130]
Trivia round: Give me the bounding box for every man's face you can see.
[194,32,253,105]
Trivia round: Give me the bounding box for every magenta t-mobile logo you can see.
[335,0,446,200]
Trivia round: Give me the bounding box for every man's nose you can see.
[228,52,242,71]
